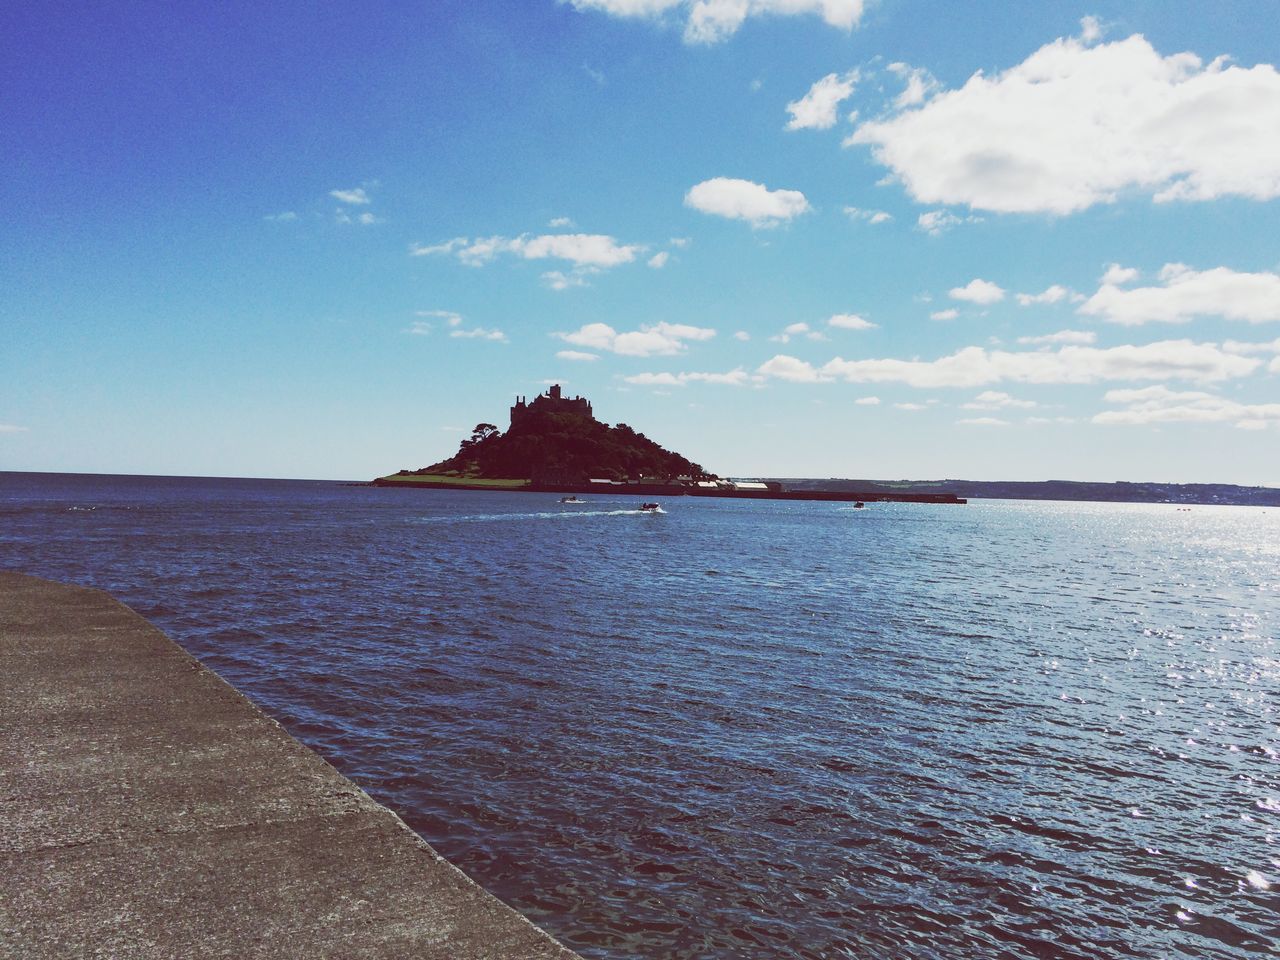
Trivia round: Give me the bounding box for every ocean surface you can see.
[3,471,1278,959]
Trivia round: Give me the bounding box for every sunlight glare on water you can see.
[2,473,1278,959]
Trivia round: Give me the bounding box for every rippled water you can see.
[3,472,1278,958]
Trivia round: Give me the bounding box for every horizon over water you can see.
[2,472,1278,958]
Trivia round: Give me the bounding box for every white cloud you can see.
[549,216,574,228]
[556,350,600,361]
[930,308,959,322]
[336,208,381,226]
[648,251,670,269]
[263,211,298,222]
[669,236,692,248]
[846,29,1280,213]
[1016,285,1073,306]
[756,354,827,382]
[1017,329,1097,346]
[887,62,938,108]
[895,402,927,411]
[1102,263,1140,285]
[517,233,642,266]
[854,396,880,405]
[541,270,589,291]
[771,321,827,343]
[330,187,371,205]
[949,278,1006,304]
[557,321,716,357]
[733,330,751,341]
[957,417,1009,426]
[786,70,859,130]
[1080,15,1104,45]
[624,368,748,386]
[1222,337,1280,355]
[962,390,1036,410]
[413,233,642,268]
[684,177,811,228]
[450,326,507,342]
[757,339,1259,388]
[844,206,892,224]
[0,423,29,434]
[1025,416,1076,425]
[917,210,962,236]
[566,0,867,45]
[416,309,462,323]
[828,313,877,330]
[1272,356,1280,374]
[1094,384,1280,427]
[1080,264,1280,325]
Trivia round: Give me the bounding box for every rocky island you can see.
[373,386,965,504]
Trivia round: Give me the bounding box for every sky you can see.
[3,0,1279,484]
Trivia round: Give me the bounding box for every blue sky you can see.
[3,0,1279,483]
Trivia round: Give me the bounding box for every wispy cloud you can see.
[450,326,507,342]
[1016,285,1078,306]
[1094,385,1280,428]
[624,368,749,387]
[330,187,371,205]
[412,232,642,268]
[1017,329,1096,346]
[962,390,1036,410]
[828,313,877,331]
[565,0,867,45]
[556,350,600,361]
[770,321,826,344]
[410,310,505,341]
[844,206,892,225]
[757,339,1259,388]
[557,321,715,357]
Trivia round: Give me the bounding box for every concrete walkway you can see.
[0,572,582,959]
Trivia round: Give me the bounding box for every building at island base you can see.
[509,384,592,429]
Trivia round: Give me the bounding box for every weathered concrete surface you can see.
[0,572,582,960]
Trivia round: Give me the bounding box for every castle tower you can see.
[510,384,592,428]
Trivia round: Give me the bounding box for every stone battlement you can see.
[509,384,592,428]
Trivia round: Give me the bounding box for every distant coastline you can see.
[778,477,1280,508]
[370,473,1279,508]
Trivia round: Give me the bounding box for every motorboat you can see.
[852,501,865,509]
[559,496,587,504]
[639,502,662,513]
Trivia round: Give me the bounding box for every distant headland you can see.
[374,385,964,504]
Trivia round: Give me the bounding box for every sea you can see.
[2,471,1278,959]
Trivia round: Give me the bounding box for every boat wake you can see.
[414,508,665,523]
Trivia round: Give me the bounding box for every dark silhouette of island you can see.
[374,386,963,503]
[411,384,713,484]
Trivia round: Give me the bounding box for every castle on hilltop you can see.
[509,384,592,428]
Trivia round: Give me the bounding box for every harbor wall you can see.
[0,571,581,960]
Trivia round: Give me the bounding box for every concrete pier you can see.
[0,572,582,959]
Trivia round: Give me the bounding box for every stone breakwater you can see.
[0,571,580,960]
